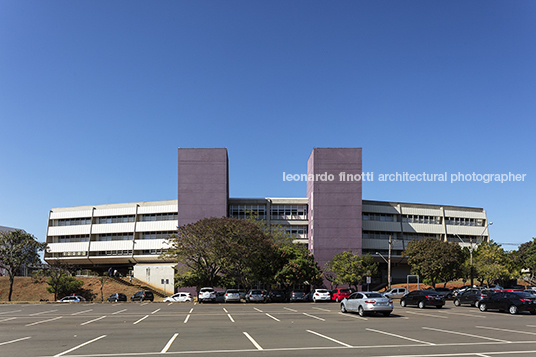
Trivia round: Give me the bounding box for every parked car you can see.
[331,288,352,302]
[479,291,536,315]
[303,291,314,302]
[163,292,193,302]
[224,289,241,303]
[433,287,453,299]
[400,290,445,309]
[289,290,306,302]
[340,292,393,317]
[131,290,154,302]
[215,291,226,302]
[268,290,286,303]
[453,288,490,308]
[453,286,472,297]
[246,289,268,303]
[198,287,216,303]
[58,295,86,302]
[312,289,331,302]
[383,288,407,299]
[107,293,127,302]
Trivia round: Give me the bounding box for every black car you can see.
[453,288,490,308]
[131,290,154,302]
[479,291,536,315]
[268,290,287,303]
[107,293,127,302]
[400,290,445,309]
[289,290,306,302]
[434,287,453,299]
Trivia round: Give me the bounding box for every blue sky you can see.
[1,1,534,250]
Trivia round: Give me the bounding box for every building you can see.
[44,148,490,290]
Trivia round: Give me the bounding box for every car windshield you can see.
[227,289,239,293]
[316,289,329,293]
[200,288,214,292]
[251,290,263,294]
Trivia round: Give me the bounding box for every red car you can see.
[331,288,352,302]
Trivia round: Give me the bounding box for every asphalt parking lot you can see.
[2,300,536,357]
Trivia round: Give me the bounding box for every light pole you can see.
[376,236,392,290]
[454,222,492,287]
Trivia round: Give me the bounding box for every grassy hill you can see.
[0,276,169,303]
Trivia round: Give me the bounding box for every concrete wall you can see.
[133,263,176,295]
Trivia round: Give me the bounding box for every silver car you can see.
[198,287,216,303]
[340,292,393,317]
[224,289,241,303]
[383,288,407,299]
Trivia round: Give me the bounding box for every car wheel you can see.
[475,301,480,308]
[479,303,487,312]
[400,300,406,307]
[340,304,347,313]
[358,306,365,317]
[509,305,518,315]
[454,299,461,307]
[418,301,425,309]
[383,312,391,317]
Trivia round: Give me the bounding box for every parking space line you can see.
[402,310,449,318]
[303,312,325,321]
[26,316,62,326]
[53,335,106,357]
[422,327,511,343]
[0,336,31,346]
[312,307,331,312]
[253,307,263,313]
[81,316,107,326]
[133,315,149,324]
[112,309,127,315]
[160,333,179,353]
[243,332,263,350]
[307,330,352,347]
[151,308,161,314]
[284,307,297,312]
[0,309,21,315]
[184,314,190,323]
[435,310,487,318]
[366,328,436,345]
[338,312,367,320]
[477,325,536,336]
[167,302,173,306]
[265,313,280,321]
[140,302,151,306]
[223,308,228,313]
[0,317,17,323]
[71,309,93,315]
[29,309,58,316]
[227,313,235,322]
[189,308,194,313]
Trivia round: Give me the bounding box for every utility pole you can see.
[388,235,392,290]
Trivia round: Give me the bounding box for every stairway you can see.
[111,277,167,298]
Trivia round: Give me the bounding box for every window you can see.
[95,233,133,241]
[96,215,135,224]
[270,205,307,220]
[51,235,90,243]
[139,231,175,240]
[53,218,91,226]
[445,217,484,227]
[229,205,267,219]
[140,213,178,221]
[401,215,441,224]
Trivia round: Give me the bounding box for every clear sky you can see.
[1,1,534,250]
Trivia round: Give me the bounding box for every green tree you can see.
[42,261,84,301]
[0,230,47,301]
[273,245,323,289]
[403,238,465,288]
[472,240,512,286]
[325,251,378,291]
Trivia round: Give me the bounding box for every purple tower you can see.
[178,148,229,226]
[307,148,363,270]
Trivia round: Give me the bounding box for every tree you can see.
[472,240,512,286]
[273,245,323,289]
[403,238,465,288]
[41,261,84,301]
[325,251,378,291]
[0,230,47,301]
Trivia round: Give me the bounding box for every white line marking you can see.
[53,335,106,357]
[0,336,31,346]
[243,332,263,350]
[477,325,536,336]
[112,309,127,315]
[81,316,107,326]
[140,302,150,306]
[71,309,93,315]
[366,328,436,345]
[284,307,297,312]
[422,327,511,343]
[227,313,235,322]
[133,315,149,324]
[0,309,21,315]
[0,317,17,323]
[189,308,193,313]
[167,302,173,306]
[26,316,62,326]
[29,309,58,316]
[338,312,367,320]
[307,330,352,347]
[223,308,228,313]
[160,333,179,353]
[253,307,263,313]
[183,314,190,324]
[303,312,325,321]
[151,308,161,314]
[436,310,487,318]
[312,307,331,312]
[265,313,280,321]
[402,310,448,318]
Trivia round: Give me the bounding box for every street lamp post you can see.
[454,222,493,287]
[376,235,392,290]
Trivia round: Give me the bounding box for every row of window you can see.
[445,217,484,227]
[47,249,168,257]
[51,213,178,226]
[363,213,396,222]
[363,213,484,227]
[95,233,133,241]
[229,205,267,219]
[50,235,90,243]
[270,205,308,220]
[402,215,442,225]
[284,226,308,237]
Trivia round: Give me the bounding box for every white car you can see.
[198,287,216,303]
[57,295,86,303]
[383,288,407,299]
[163,292,193,302]
[312,289,331,302]
[341,292,393,317]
